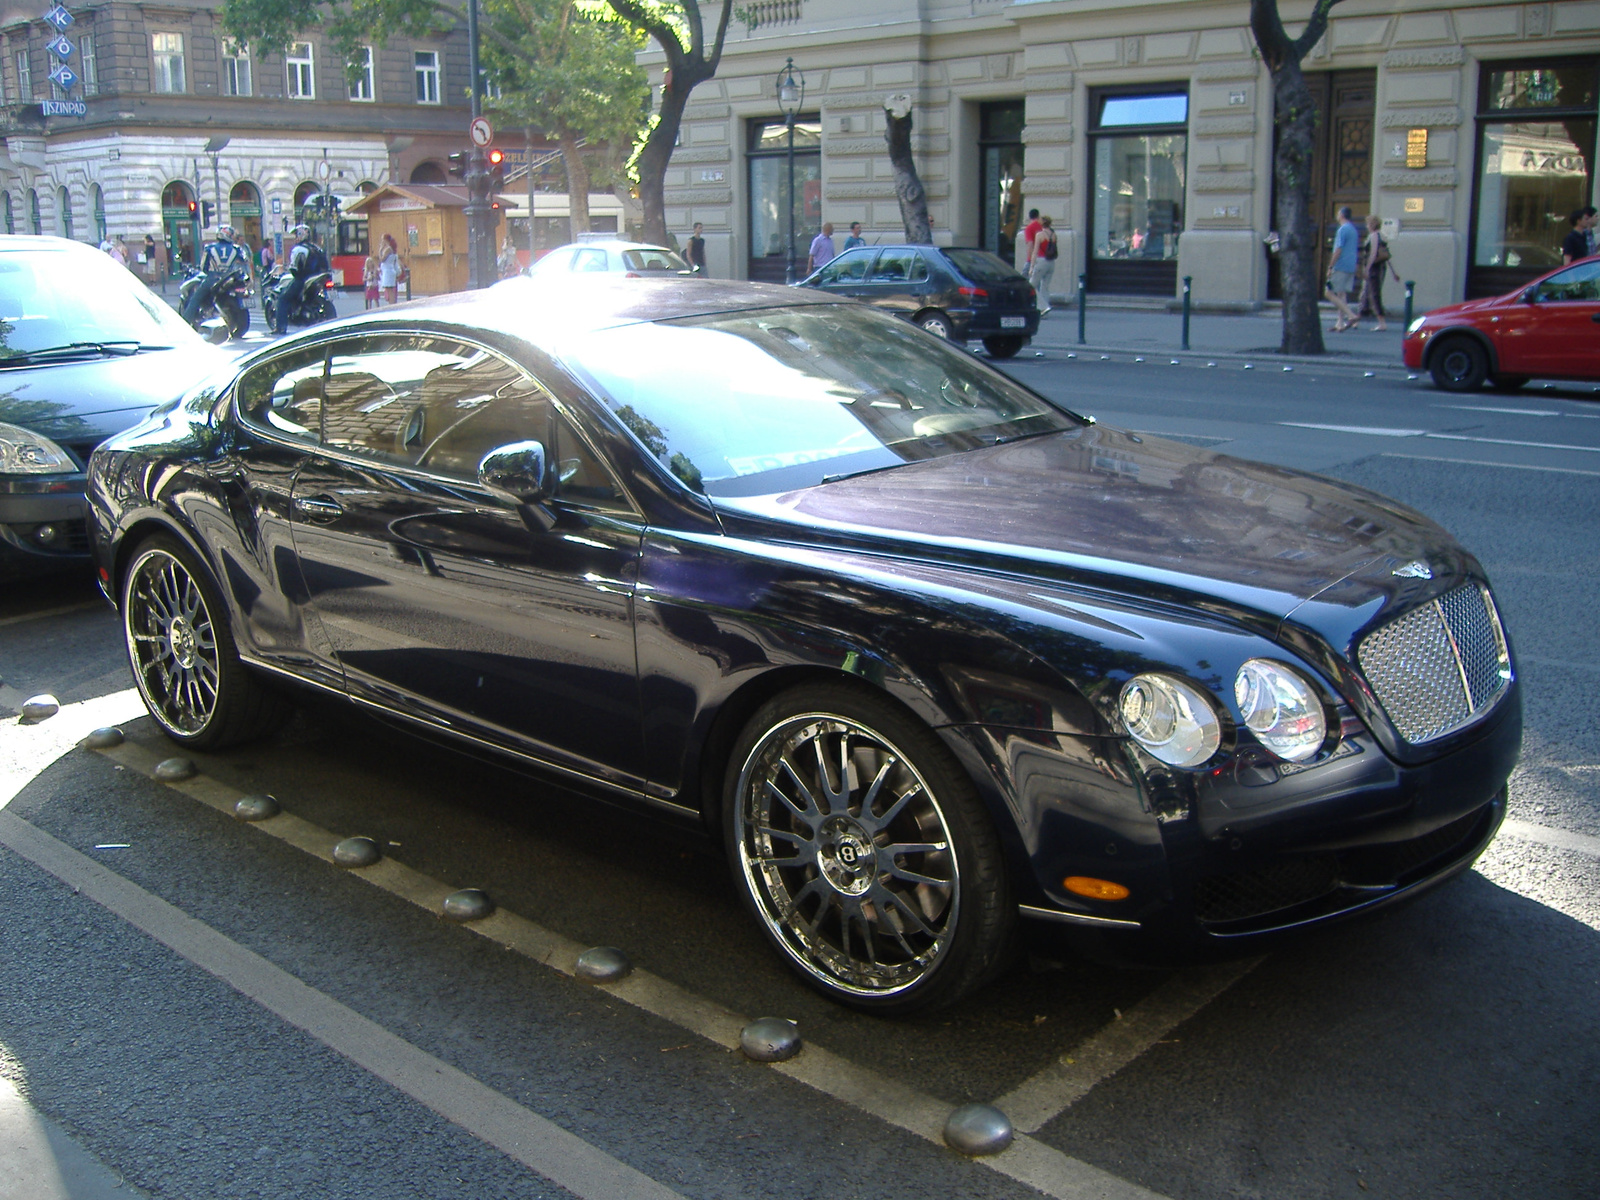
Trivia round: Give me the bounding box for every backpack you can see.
[1042,232,1058,261]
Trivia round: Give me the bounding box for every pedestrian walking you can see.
[843,222,866,250]
[1586,206,1598,256]
[259,240,276,277]
[363,252,380,309]
[684,222,707,274]
[378,233,400,305]
[1326,206,1360,332]
[1021,208,1042,270]
[1029,215,1058,315]
[1358,215,1399,330]
[1561,208,1594,265]
[109,238,129,268]
[807,222,836,275]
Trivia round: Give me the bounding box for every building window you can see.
[16,49,32,100]
[58,186,73,239]
[414,50,439,104]
[1468,58,1599,296]
[91,183,105,242]
[28,189,41,236]
[978,101,1026,267]
[79,32,97,95]
[349,46,374,101]
[222,42,251,97]
[286,42,315,99]
[1088,87,1189,295]
[745,115,821,284]
[4,194,13,236]
[152,32,185,93]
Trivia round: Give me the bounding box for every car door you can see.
[285,331,647,787]
[858,247,930,319]
[1524,261,1600,378]
[804,247,876,298]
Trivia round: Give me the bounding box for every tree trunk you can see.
[634,80,688,246]
[560,133,591,239]
[884,110,932,244]
[1271,61,1326,355]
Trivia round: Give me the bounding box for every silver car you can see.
[525,239,693,279]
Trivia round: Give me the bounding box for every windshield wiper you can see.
[0,341,154,366]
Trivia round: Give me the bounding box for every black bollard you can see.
[1403,281,1415,331]
[1077,272,1087,345]
[1181,275,1192,351]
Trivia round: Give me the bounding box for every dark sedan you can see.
[0,236,227,576]
[798,245,1039,358]
[88,278,1519,1014]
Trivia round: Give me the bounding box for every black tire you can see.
[916,312,953,339]
[1429,336,1489,392]
[723,681,1014,1013]
[312,297,337,325]
[223,300,250,339]
[1490,374,1529,392]
[983,336,1025,359]
[121,534,289,750]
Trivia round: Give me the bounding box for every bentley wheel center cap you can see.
[819,817,875,895]
[168,617,197,668]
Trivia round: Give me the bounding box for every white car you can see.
[525,240,694,279]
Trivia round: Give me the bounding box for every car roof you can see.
[547,240,680,255]
[259,276,843,359]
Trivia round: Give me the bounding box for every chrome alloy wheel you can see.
[124,548,221,737]
[734,713,961,998]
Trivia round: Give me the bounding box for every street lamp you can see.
[777,57,805,284]
[204,135,230,238]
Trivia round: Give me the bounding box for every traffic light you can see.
[487,147,505,187]
[448,152,467,179]
[186,199,198,220]
[200,199,215,229]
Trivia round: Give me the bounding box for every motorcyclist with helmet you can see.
[181,223,252,327]
[274,223,330,335]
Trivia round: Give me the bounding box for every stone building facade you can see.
[0,0,480,272]
[651,0,1600,311]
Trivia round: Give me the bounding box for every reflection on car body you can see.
[89,277,1520,1014]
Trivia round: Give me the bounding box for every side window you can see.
[869,248,922,284]
[907,252,930,283]
[534,247,574,274]
[236,344,328,444]
[319,335,532,469]
[574,248,609,273]
[815,249,871,285]
[1536,261,1600,302]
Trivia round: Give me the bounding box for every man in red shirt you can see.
[1021,208,1042,268]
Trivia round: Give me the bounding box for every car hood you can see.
[0,344,227,448]
[711,426,1472,640]
[1418,293,1513,322]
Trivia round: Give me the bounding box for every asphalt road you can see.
[2,356,1597,1200]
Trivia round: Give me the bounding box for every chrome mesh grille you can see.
[1357,584,1510,745]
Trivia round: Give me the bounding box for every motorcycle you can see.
[261,268,338,332]
[178,264,252,342]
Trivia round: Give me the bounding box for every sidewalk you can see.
[1030,299,1410,370]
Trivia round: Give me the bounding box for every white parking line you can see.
[1377,453,1600,478]
[1425,432,1600,453]
[0,812,690,1200]
[84,731,1177,1200]
[1499,819,1600,861]
[0,600,104,628]
[1279,422,1428,436]
[992,959,1263,1134]
[1432,404,1561,417]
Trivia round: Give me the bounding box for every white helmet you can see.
[216,224,235,241]
[290,223,311,239]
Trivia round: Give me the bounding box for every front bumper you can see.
[0,474,92,573]
[949,681,1521,961]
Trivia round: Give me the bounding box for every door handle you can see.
[294,495,344,522]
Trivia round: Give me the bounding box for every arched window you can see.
[228,180,263,252]
[160,180,198,270]
[28,189,41,235]
[293,180,320,222]
[91,183,105,242]
[3,193,13,236]
[58,186,73,239]
[409,161,446,184]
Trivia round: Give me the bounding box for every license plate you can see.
[1000,316,1026,329]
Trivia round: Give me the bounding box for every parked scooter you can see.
[177,264,252,342]
[260,268,338,332]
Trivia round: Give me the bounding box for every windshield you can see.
[564,305,1079,497]
[0,245,197,358]
[621,247,689,272]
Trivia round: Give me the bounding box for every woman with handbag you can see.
[1030,215,1058,315]
[1359,215,1399,331]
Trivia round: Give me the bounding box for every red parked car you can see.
[1404,254,1600,391]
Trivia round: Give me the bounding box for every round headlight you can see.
[1118,674,1221,768]
[0,421,73,475]
[1233,659,1326,762]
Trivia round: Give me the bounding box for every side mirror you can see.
[477,440,548,503]
[1523,287,1540,303]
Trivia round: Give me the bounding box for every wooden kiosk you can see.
[344,184,505,297]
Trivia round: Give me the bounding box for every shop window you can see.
[1088,88,1188,295]
[746,115,821,284]
[1469,58,1598,295]
[979,101,1025,266]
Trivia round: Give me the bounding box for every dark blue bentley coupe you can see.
[87,276,1520,1013]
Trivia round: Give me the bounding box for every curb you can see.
[1024,338,1410,372]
